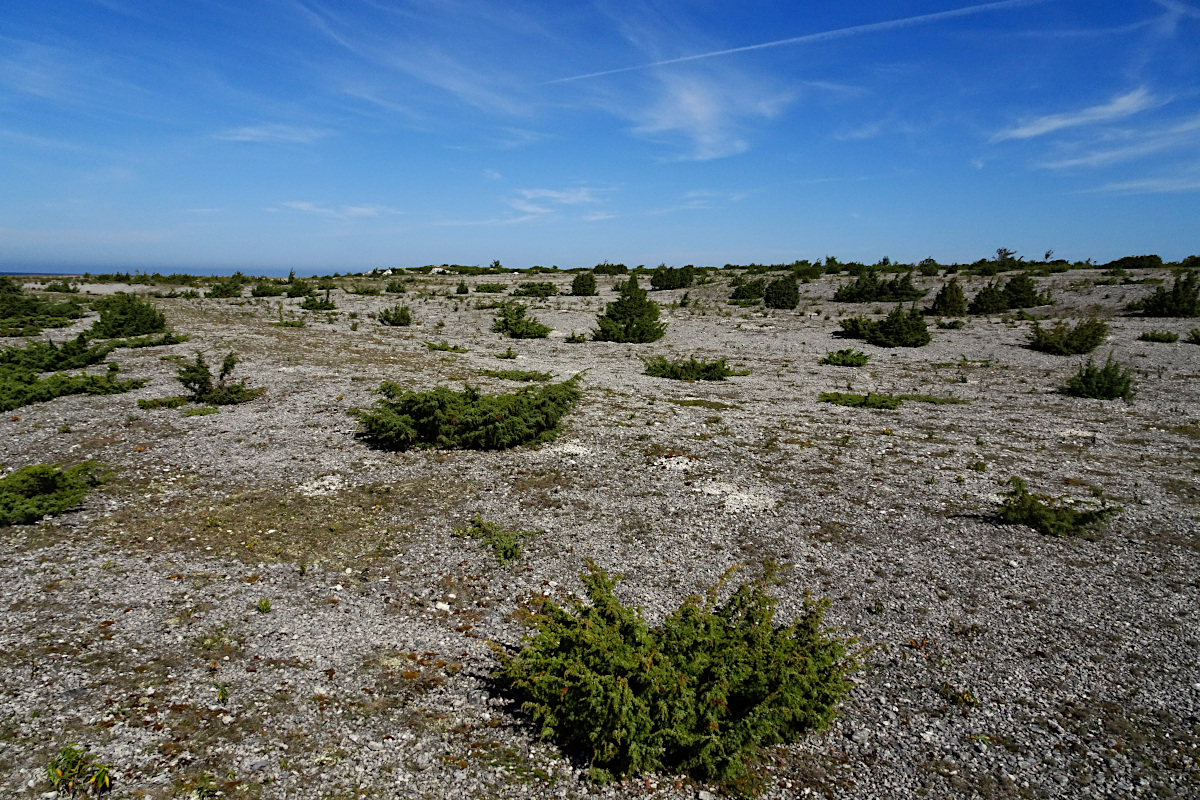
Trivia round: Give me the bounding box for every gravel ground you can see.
[2,268,1198,800]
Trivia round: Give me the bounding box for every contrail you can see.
[1147,0,1200,19]
[544,0,1053,84]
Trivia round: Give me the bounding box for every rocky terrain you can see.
[2,267,1198,800]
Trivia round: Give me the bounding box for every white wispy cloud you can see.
[582,211,616,222]
[1091,172,1200,194]
[215,124,333,144]
[992,88,1159,141]
[280,201,402,221]
[546,0,1049,84]
[1148,0,1200,20]
[1041,114,1200,169]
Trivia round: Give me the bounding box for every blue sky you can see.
[2,0,1198,274]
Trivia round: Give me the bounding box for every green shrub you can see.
[996,476,1120,537]
[819,391,900,409]
[1002,272,1050,308]
[0,363,146,412]
[926,278,967,317]
[1186,328,1200,344]
[763,276,800,310]
[496,563,855,789]
[936,319,965,329]
[43,281,79,293]
[565,332,587,343]
[137,396,187,409]
[833,271,925,303]
[286,279,315,298]
[917,258,941,277]
[1138,329,1179,343]
[593,261,627,275]
[1,462,101,526]
[649,265,695,291]
[349,374,582,451]
[642,355,745,381]
[512,282,557,298]
[493,302,551,339]
[0,334,112,372]
[967,282,1009,314]
[819,349,870,367]
[1063,354,1135,400]
[108,332,188,349]
[729,277,766,302]
[300,290,336,311]
[1138,270,1199,317]
[384,279,407,294]
[377,305,412,326]
[838,306,931,348]
[251,281,286,297]
[453,515,539,564]
[570,272,598,296]
[347,284,379,296]
[89,293,167,338]
[424,340,468,352]
[475,283,506,293]
[495,347,518,359]
[45,744,113,795]
[1028,318,1109,355]
[476,369,551,382]
[176,352,264,405]
[593,275,666,343]
[0,277,85,336]
[205,276,243,298]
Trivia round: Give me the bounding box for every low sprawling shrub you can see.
[205,275,244,298]
[286,279,315,297]
[593,275,666,343]
[570,272,598,296]
[819,349,869,367]
[348,374,581,450]
[176,352,264,405]
[834,271,924,303]
[593,261,627,275]
[1138,329,1179,343]
[926,278,966,317]
[493,302,551,339]
[649,265,695,291]
[300,290,336,311]
[350,284,381,296]
[818,391,901,409]
[729,277,766,302]
[456,281,469,295]
[1027,318,1109,355]
[1187,328,1200,344]
[453,515,539,564]
[512,282,557,298]
[967,282,1008,315]
[45,744,113,796]
[996,476,1120,537]
[0,462,101,526]
[0,334,112,372]
[495,563,856,789]
[425,340,469,352]
[969,273,1050,314]
[838,306,931,347]
[763,276,800,310]
[642,355,744,381]
[1136,270,1198,317]
[0,363,146,412]
[89,293,167,338]
[1063,354,1135,400]
[251,281,286,297]
[0,277,85,336]
[384,279,407,294]
[377,305,412,326]
[936,319,965,329]
[43,281,78,293]
[476,368,551,382]
[475,283,506,293]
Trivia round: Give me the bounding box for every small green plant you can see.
[137,396,187,410]
[512,282,557,298]
[176,352,264,405]
[641,355,746,381]
[285,279,314,298]
[819,349,870,367]
[0,462,101,526]
[570,272,598,296]
[935,318,965,329]
[456,280,470,294]
[424,340,468,352]
[1028,317,1109,355]
[350,284,381,296]
[46,744,113,795]
[205,275,244,298]
[43,280,79,293]
[214,682,230,704]
[181,406,218,417]
[475,283,506,293]
[1063,354,1135,400]
[937,681,979,712]
[1136,269,1198,317]
[565,332,587,343]
[593,275,666,343]
[926,278,967,317]
[476,369,551,382]
[1138,329,1179,343]
[256,597,271,613]
[1187,328,1200,344]
[300,289,336,311]
[495,347,518,359]
[818,391,901,410]
[377,305,412,326]
[996,476,1120,537]
[89,293,167,338]
[496,562,856,789]
[838,305,931,347]
[453,515,539,564]
[349,374,582,451]
[492,301,551,339]
[384,279,407,294]
[250,281,286,297]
